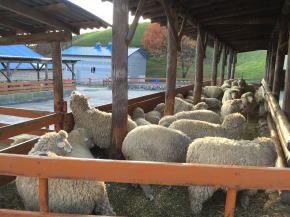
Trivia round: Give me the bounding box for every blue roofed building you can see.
[62,43,148,84]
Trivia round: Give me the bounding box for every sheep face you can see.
[222,113,246,130]
[54,131,73,155]
[70,91,90,113]
[68,128,95,149]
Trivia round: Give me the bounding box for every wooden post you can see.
[282,31,290,120]
[39,178,49,212]
[265,50,271,81]
[193,25,206,104]
[211,38,219,85]
[231,52,237,79]
[51,42,65,131]
[269,38,278,89]
[220,45,227,85]
[164,8,178,115]
[273,17,288,100]
[227,48,234,80]
[110,0,129,159]
[45,63,48,80]
[224,188,237,217]
[37,63,40,81]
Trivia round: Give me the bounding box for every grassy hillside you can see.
[72,22,266,80]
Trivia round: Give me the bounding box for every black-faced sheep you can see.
[169,113,246,140]
[70,91,137,149]
[122,125,191,201]
[186,137,276,215]
[16,129,115,215]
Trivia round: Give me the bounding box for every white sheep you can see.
[11,134,35,146]
[132,107,151,126]
[241,92,257,116]
[16,129,115,215]
[201,97,222,110]
[154,103,165,117]
[222,88,241,103]
[174,98,208,114]
[169,113,246,140]
[122,125,191,201]
[187,137,276,215]
[145,110,161,124]
[70,91,137,149]
[176,93,184,99]
[159,110,221,127]
[202,86,223,99]
[221,80,231,90]
[220,99,244,121]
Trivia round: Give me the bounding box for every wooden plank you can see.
[282,33,290,120]
[272,16,288,100]
[193,25,205,104]
[0,107,51,118]
[0,0,79,34]
[111,0,129,159]
[0,209,116,217]
[2,154,290,190]
[0,114,61,140]
[211,38,219,85]
[0,31,72,45]
[164,8,178,116]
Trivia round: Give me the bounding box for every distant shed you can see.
[62,43,148,84]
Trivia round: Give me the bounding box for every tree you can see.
[142,23,196,78]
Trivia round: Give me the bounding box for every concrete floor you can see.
[0,87,159,124]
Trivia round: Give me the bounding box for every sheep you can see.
[70,91,137,149]
[154,103,165,117]
[16,129,115,215]
[11,134,35,146]
[145,110,161,124]
[222,88,240,103]
[169,113,246,140]
[186,95,194,101]
[159,110,220,127]
[187,90,193,96]
[122,125,191,200]
[186,137,276,215]
[221,80,231,90]
[238,79,256,94]
[241,92,257,116]
[202,86,223,99]
[193,102,208,110]
[201,97,222,110]
[255,86,265,104]
[174,97,194,114]
[176,93,184,99]
[132,107,151,126]
[220,99,244,121]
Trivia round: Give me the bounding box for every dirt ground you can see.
[1,113,290,216]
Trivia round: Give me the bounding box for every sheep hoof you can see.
[146,194,154,201]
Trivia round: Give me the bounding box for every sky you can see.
[69,0,150,33]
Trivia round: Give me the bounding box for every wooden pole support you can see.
[269,39,278,89]
[282,31,290,120]
[227,48,234,80]
[39,178,49,212]
[224,188,237,217]
[220,45,227,85]
[230,52,237,79]
[110,0,129,159]
[211,38,219,85]
[164,8,178,115]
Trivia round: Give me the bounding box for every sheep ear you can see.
[247,96,253,103]
[57,142,65,148]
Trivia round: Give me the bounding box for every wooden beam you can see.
[159,0,181,51]
[0,18,45,33]
[126,0,145,43]
[282,31,290,120]
[178,16,187,41]
[269,38,278,89]
[227,48,234,80]
[164,8,178,115]
[110,0,129,160]
[206,17,276,25]
[265,50,271,81]
[51,42,65,131]
[220,45,227,85]
[230,51,237,79]
[0,31,72,45]
[193,25,205,104]
[211,38,219,85]
[0,0,79,34]
[273,16,288,100]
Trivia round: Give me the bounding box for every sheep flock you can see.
[9,79,280,217]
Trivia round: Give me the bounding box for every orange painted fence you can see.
[0,80,76,95]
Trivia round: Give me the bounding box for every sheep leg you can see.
[94,196,116,216]
[140,184,154,201]
[240,189,257,209]
[188,186,216,216]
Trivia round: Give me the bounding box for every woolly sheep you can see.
[132,107,151,126]
[202,86,223,99]
[169,113,246,140]
[145,110,161,124]
[16,130,115,215]
[241,92,257,115]
[122,125,191,200]
[158,115,177,127]
[187,137,276,215]
[174,97,193,114]
[10,134,35,146]
[154,103,165,117]
[255,86,265,104]
[193,102,208,110]
[70,91,137,149]
[222,88,240,103]
[220,99,244,121]
[176,93,184,99]
[201,97,222,110]
[186,95,194,101]
[184,98,194,104]
[238,79,256,94]
[221,80,231,90]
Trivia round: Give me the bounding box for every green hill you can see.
[72,22,266,80]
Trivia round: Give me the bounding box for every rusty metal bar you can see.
[224,188,237,217]
[1,154,290,190]
[39,178,49,212]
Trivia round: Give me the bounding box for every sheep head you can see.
[132,107,145,119]
[68,128,95,149]
[70,91,91,113]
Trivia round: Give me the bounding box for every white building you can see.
[62,43,148,84]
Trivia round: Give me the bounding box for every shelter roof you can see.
[105,0,288,52]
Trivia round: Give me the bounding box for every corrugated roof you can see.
[62,45,149,59]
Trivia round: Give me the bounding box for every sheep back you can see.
[202,86,223,99]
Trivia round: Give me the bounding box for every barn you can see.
[62,43,148,84]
